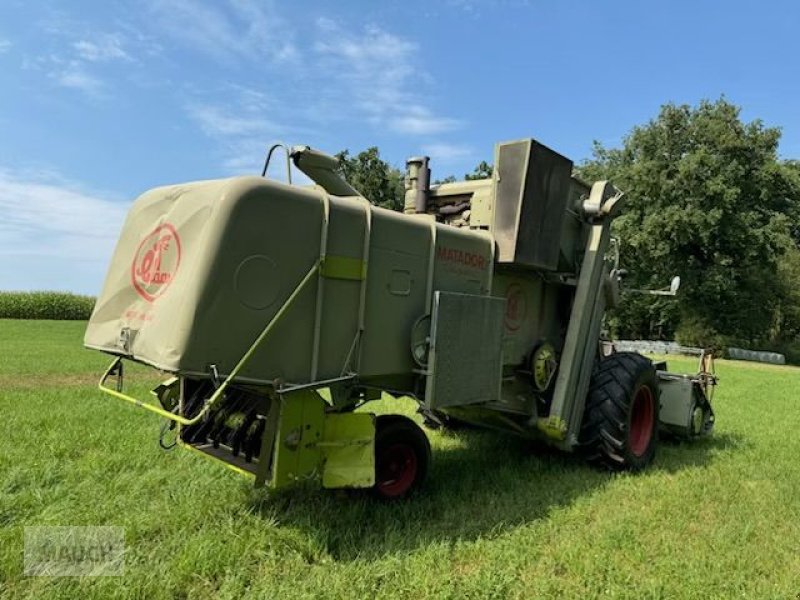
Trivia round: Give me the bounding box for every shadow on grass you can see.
[656,429,748,471]
[245,428,744,562]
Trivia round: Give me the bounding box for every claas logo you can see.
[130,224,182,302]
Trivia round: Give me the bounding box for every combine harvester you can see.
[85,138,716,499]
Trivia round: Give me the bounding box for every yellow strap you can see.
[320,255,366,281]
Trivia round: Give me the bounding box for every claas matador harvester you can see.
[85,138,715,499]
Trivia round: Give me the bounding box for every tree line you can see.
[334,99,800,360]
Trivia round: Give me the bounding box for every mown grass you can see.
[1,319,800,598]
[0,293,94,321]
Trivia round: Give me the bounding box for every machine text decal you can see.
[436,246,487,270]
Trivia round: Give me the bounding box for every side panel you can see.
[359,211,494,386]
[425,292,505,409]
[658,374,715,438]
[491,272,569,368]
[270,391,325,489]
[433,226,493,296]
[180,180,323,383]
[320,413,375,488]
[658,377,694,433]
[359,210,431,383]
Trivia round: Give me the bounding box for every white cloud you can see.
[189,105,260,137]
[421,142,474,165]
[185,87,305,175]
[0,170,129,293]
[446,0,481,13]
[171,13,465,174]
[34,31,133,96]
[313,21,461,137]
[0,39,11,54]
[73,34,131,62]
[445,0,531,13]
[389,106,460,135]
[146,0,297,64]
[27,13,165,97]
[50,62,105,95]
[315,22,416,63]
[0,169,126,260]
[188,86,314,140]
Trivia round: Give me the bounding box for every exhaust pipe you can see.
[404,156,430,214]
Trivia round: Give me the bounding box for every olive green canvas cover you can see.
[85,177,327,380]
[85,176,494,388]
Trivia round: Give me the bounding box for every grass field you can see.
[2,319,800,599]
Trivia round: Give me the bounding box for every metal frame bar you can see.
[310,191,331,380]
[538,182,624,447]
[355,200,372,372]
[424,219,438,314]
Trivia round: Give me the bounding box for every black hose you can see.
[438,201,470,216]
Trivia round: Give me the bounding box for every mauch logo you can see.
[131,224,181,302]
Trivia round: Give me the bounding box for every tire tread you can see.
[580,352,658,470]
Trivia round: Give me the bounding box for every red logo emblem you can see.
[504,282,527,331]
[131,224,181,302]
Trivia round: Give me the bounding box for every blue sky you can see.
[1,0,798,294]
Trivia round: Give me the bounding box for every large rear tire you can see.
[372,415,431,500]
[580,352,659,471]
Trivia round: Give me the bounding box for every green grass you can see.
[2,319,800,598]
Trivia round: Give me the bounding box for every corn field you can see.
[0,291,95,320]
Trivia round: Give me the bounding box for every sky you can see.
[1,0,799,294]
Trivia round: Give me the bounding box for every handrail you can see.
[98,260,321,425]
[261,142,293,184]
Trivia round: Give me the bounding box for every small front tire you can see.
[372,415,431,499]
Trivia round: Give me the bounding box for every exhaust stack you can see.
[404,156,430,214]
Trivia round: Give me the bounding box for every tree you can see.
[335,147,405,211]
[434,161,493,185]
[465,161,493,180]
[577,98,800,350]
[333,151,496,210]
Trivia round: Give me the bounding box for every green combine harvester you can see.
[85,138,716,499]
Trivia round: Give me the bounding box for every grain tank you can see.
[86,140,715,499]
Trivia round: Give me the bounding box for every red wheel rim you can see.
[376,443,417,498]
[629,385,655,457]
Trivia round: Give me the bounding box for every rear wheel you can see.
[580,352,659,471]
[372,415,431,499]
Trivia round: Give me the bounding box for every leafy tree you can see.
[465,161,493,180]
[333,151,496,210]
[335,147,405,211]
[434,161,493,185]
[578,98,800,350]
